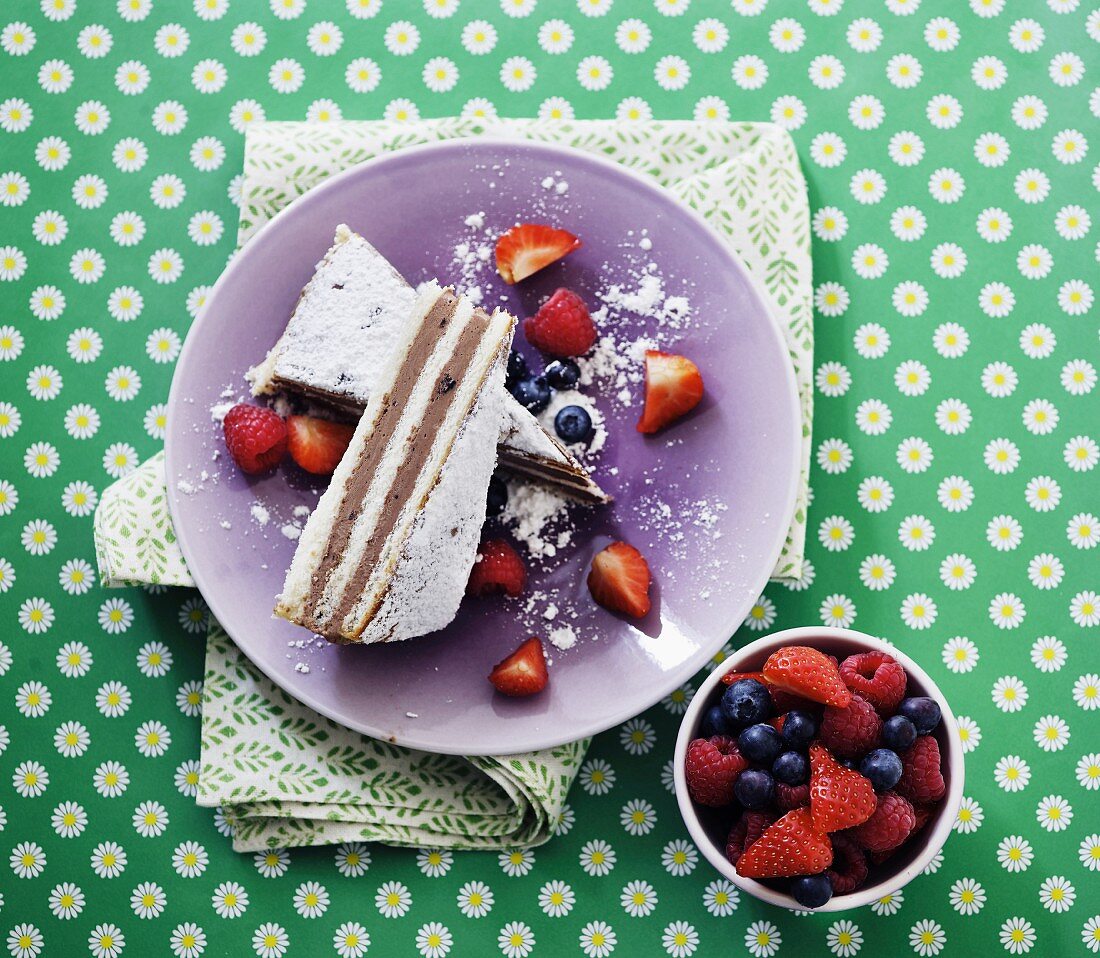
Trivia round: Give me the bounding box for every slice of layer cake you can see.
[248,226,608,503]
[276,283,514,644]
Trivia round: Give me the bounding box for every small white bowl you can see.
[673,626,964,912]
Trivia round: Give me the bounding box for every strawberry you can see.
[523,288,597,358]
[467,540,527,598]
[222,403,288,474]
[495,223,581,284]
[808,744,877,832]
[488,637,548,697]
[736,807,833,879]
[636,350,704,434]
[587,541,652,618]
[684,735,749,807]
[763,646,852,708]
[286,415,355,475]
[839,651,907,714]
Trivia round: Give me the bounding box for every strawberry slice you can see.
[763,646,852,708]
[467,539,526,598]
[286,415,355,475]
[808,743,876,832]
[489,637,548,697]
[637,350,704,434]
[735,807,833,879]
[587,541,651,618]
[495,223,581,284]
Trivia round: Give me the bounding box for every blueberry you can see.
[738,723,783,766]
[506,350,528,388]
[733,769,775,809]
[700,705,734,739]
[860,748,903,792]
[781,710,818,749]
[554,404,593,444]
[486,475,508,517]
[545,358,580,390]
[720,679,772,727]
[881,715,917,752]
[510,376,551,413]
[897,696,942,735]
[791,874,833,909]
[772,750,808,785]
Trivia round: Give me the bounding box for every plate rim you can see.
[166,136,803,755]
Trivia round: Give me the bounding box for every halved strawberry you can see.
[763,646,851,708]
[808,743,876,832]
[587,541,651,618]
[489,637,548,697]
[495,223,581,284]
[735,807,833,879]
[636,350,704,434]
[286,415,355,475]
[467,539,526,598]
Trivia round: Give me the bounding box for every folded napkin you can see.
[93,118,812,851]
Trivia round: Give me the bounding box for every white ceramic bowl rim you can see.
[673,626,965,912]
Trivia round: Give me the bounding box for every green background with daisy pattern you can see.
[1,0,1099,956]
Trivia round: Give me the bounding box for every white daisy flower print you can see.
[375,881,412,917]
[818,437,854,471]
[662,921,698,958]
[1081,834,1100,871]
[191,136,225,171]
[890,206,926,241]
[979,285,1016,320]
[1064,436,1099,472]
[455,880,493,918]
[987,515,1023,551]
[661,838,697,876]
[895,360,930,395]
[927,93,963,129]
[808,54,844,89]
[1038,876,1076,915]
[65,403,100,439]
[896,436,933,473]
[621,879,658,916]
[49,881,85,920]
[415,921,451,958]
[850,94,885,130]
[976,207,1012,242]
[745,920,781,958]
[538,879,575,917]
[577,56,614,92]
[332,842,369,877]
[929,167,965,203]
[909,919,945,956]
[7,925,43,958]
[930,243,967,280]
[19,596,54,633]
[856,476,894,514]
[812,206,848,242]
[88,924,125,958]
[36,135,71,170]
[0,478,20,515]
[1027,553,1064,589]
[700,95,734,123]
[416,848,452,878]
[27,365,62,401]
[115,59,150,95]
[132,800,169,838]
[888,130,925,166]
[819,515,854,551]
[13,758,48,797]
[948,877,985,916]
[331,922,368,958]
[942,636,978,674]
[144,402,169,440]
[136,640,172,675]
[1036,794,1073,831]
[212,881,249,919]
[701,878,738,917]
[811,132,847,167]
[292,881,328,918]
[54,720,90,757]
[131,881,167,919]
[620,717,656,754]
[817,361,851,395]
[579,921,616,958]
[815,283,850,316]
[93,760,129,797]
[103,442,138,478]
[10,841,47,878]
[1025,476,1061,513]
[153,99,190,135]
[461,19,497,54]
[852,243,889,278]
[498,848,534,877]
[972,55,1007,90]
[90,840,127,878]
[819,594,855,628]
[1,21,36,56]
[21,518,56,554]
[997,835,1034,873]
[108,286,144,321]
[252,922,289,958]
[96,681,131,718]
[613,18,650,53]
[1019,324,1056,360]
[12,678,49,718]
[135,719,171,757]
[990,593,1026,630]
[955,716,982,753]
[900,592,936,630]
[744,594,777,631]
[1071,590,1100,627]
[655,55,690,90]
[579,839,616,876]
[1068,512,1100,548]
[620,798,657,836]
[175,680,203,717]
[693,18,729,51]
[661,683,694,714]
[1074,674,1100,710]
[31,210,67,247]
[113,137,147,172]
[170,923,206,958]
[500,56,536,92]
[732,55,768,90]
[1014,168,1050,204]
[98,597,134,633]
[994,754,1031,793]
[859,554,897,591]
[579,758,615,794]
[0,98,33,133]
[615,97,652,121]
[999,917,1036,954]
[769,17,805,51]
[938,553,975,590]
[173,840,208,878]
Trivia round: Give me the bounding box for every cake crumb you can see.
[548,625,577,650]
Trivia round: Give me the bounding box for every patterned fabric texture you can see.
[2,1,1099,957]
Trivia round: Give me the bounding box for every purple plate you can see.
[166,139,800,755]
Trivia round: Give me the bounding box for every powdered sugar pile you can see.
[502,480,573,559]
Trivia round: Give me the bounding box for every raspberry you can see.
[851,792,915,853]
[684,735,748,807]
[523,288,597,358]
[839,651,907,714]
[467,540,527,598]
[819,693,882,759]
[776,782,810,811]
[825,833,870,895]
[725,810,776,866]
[222,403,288,474]
[895,735,946,804]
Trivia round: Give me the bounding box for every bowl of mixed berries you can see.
[673,627,963,911]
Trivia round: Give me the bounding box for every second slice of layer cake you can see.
[276,282,515,644]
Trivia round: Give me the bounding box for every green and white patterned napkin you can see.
[93,118,812,851]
